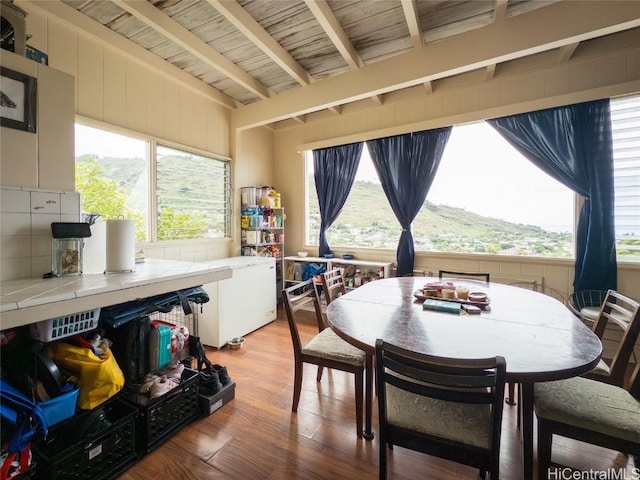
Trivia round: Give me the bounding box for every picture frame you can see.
[0,66,37,133]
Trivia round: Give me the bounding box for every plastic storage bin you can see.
[30,308,100,342]
[148,322,171,371]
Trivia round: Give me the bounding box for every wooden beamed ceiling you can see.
[24,0,640,129]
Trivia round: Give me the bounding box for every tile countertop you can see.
[0,258,241,330]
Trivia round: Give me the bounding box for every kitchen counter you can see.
[0,258,234,330]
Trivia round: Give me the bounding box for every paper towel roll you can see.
[83,222,106,274]
[106,219,136,273]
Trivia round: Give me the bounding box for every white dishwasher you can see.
[198,256,277,348]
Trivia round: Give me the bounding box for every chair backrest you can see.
[320,268,347,305]
[282,279,325,359]
[591,290,640,386]
[439,269,490,286]
[375,339,506,474]
[567,289,608,321]
[508,281,566,304]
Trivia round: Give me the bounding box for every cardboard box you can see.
[199,381,235,417]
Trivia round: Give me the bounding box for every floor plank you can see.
[117,307,636,479]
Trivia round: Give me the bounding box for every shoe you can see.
[199,370,223,395]
[213,364,231,386]
[164,362,184,379]
[149,375,180,399]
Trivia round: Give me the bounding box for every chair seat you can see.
[589,358,611,376]
[386,384,492,449]
[534,376,640,443]
[302,328,365,366]
[580,306,600,321]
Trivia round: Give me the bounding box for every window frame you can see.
[74,117,232,245]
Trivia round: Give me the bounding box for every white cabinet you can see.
[199,257,277,348]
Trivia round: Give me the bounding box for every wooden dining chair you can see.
[534,361,640,480]
[583,289,640,387]
[282,279,367,438]
[375,339,506,480]
[438,270,490,286]
[320,268,347,305]
[567,289,609,325]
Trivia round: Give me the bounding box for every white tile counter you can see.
[0,259,233,330]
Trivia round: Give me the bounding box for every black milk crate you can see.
[32,398,137,480]
[129,367,200,455]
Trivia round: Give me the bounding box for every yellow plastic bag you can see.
[47,343,124,410]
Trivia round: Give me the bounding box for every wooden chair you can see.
[439,270,490,286]
[582,289,640,387]
[567,289,609,324]
[534,361,640,480]
[505,281,567,406]
[320,268,347,305]
[375,339,506,480]
[282,278,366,438]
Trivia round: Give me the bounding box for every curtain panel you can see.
[367,128,452,277]
[313,142,364,256]
[488,99,617,291]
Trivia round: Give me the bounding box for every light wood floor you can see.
[118,307,636,480]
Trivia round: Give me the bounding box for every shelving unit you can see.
[283,256,393,291]
[240,187,284,301]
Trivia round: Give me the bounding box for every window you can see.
[156,144,231,240]
[306,95,640,262]
[75,124,149,241]
[306,124,574,258]
[611,95,640,262]
[75,122,231,242]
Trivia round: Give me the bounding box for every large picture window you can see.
[75,122,231,242]
[306,95,640,262]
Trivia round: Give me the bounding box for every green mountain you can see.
[309,179,573,257]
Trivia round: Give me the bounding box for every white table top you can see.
[0,258,238,329]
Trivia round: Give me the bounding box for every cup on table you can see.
[456,287,469,300]
[441,288,455,299]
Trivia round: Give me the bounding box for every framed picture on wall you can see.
[0,66,36,133]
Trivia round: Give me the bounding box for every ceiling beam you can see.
[205,0,311,86]
[486,0,508,85]
[23,0,237,109]
[558,42,580,63]
[233,0,640,129]
[305,0,362,69]
[304,0,382,106]
[401,0,422,49]
[111,0,270,99]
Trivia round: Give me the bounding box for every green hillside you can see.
[309,179,573,257]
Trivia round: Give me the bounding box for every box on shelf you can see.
[32,398,138,480]
[199,381,235,417]
[126,367,200,455]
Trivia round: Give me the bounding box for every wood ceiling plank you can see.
[233,0,640,128]
[27,0,237,109]
[207,0,312,86]
[112,0,270,99]
[401,0,422,49]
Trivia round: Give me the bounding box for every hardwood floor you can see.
[118,307,636,480]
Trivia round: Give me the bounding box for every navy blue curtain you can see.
[487,99,616,291]
[313,142,364,256]
[368,128,452,277]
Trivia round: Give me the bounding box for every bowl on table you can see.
[297,251,308,257]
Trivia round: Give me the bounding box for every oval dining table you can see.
[326,276,602,480]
